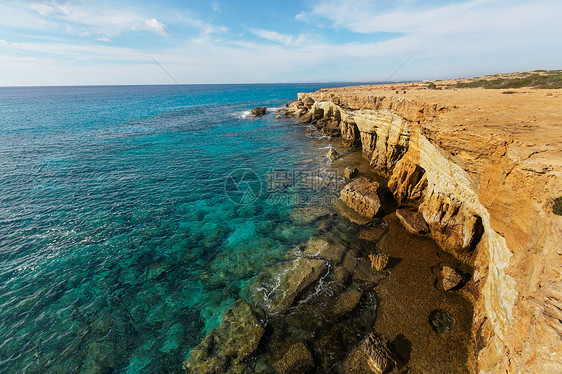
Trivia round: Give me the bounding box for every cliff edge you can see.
[289,84,562,373]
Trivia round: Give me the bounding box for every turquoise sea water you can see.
[0,84,357,373]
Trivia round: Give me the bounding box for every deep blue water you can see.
[0,83,357,373]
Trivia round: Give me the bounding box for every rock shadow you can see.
[390,334,412,369]
[386,257,403,270]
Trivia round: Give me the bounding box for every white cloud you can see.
[298,0,562,37]
[143,18,169,36]
[29,1,70,17]
[295,0,562,75]
[212,2,220,12]
[26,1,171,37]
[0,0,560,85]
[248,28,309,46]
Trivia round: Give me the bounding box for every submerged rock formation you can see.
[248,256,327,315]
[183,299,264,374]
[289,86,562,373]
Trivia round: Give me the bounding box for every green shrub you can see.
[454,70,562,89]
[553,197,562,216]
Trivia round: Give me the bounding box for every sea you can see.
[0,83,364,373]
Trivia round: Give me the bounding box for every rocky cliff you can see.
[289,86,562,373]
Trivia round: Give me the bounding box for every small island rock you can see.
[251,107,267,117]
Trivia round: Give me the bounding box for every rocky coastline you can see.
[184,82,561,373]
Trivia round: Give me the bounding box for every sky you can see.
[0,0,561,86]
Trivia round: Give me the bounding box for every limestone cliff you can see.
[289,86,562,373]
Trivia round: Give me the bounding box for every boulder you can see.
[368,252,389,271]
[183,299,264,374]
[343,167,359,180]
[327,148,339,160]
[272,342,314,374]
[251,107,267,117]
[362,333,393,373]
[340,178,382,218]
[249,257,327,315]
[395,209,429,234]
[441,266,463,291]
[333,287,363,317]
[343,333,392,374]
[359,227,386,241]
[288,237,347,263]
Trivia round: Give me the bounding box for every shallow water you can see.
[0,83,358,373]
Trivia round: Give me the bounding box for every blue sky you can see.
[0,0,560,85]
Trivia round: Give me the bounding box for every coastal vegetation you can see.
[553,196,562,215]
[454,69,562,89]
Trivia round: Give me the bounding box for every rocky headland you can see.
[286,81,562,373]
[184,76,561,373]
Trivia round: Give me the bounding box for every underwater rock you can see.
[287,237,346,263]
[395,208,429,234]
[368,252,389,271]
[342,250,357,274]
[429,309,455,333]
[343,167,359,180]
[313,328,345,372]
[333,287,363,317]
[249,257,327,315]
[327,147,339,160]
[334,265,351,285]
[340,177,382,218]
[359,227,386,241]
[441,265,463,291]
[334,199,374,225]
[251,107,267,117]
[353,259,386,284]
[290,206,332,225]
[315,218,332,234]
[272,342,314,374]
[183,299,264,374]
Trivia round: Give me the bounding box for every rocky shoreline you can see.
[184,82,561,373]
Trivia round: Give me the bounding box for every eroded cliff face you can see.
[290,87,562,373]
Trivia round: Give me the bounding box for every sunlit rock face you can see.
[291,88,562,373]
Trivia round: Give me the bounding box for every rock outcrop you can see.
[290,86,562,373]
